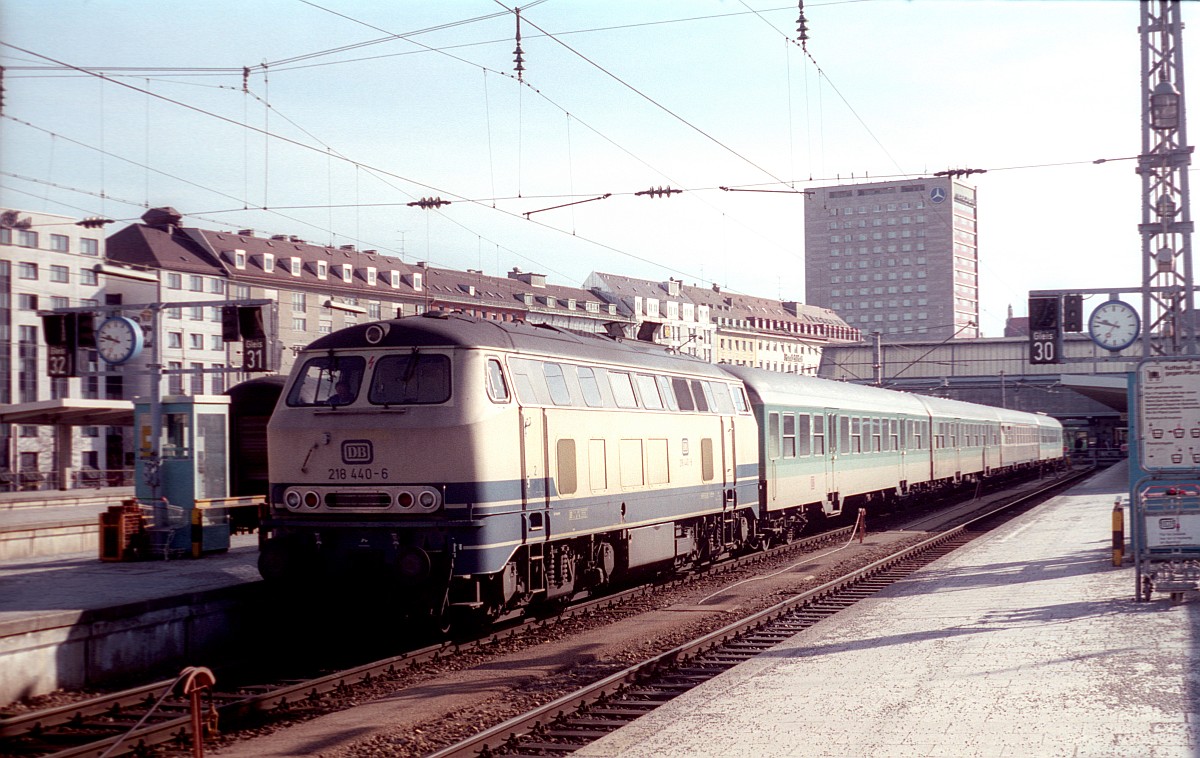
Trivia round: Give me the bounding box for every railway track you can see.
[0,467,1084,758]
[427,467,1092,758]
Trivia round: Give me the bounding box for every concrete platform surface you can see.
[0,533,261,633]
[577,461,1200,758]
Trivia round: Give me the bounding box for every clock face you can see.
[1088,301,1140,352]
[96,316,145,365]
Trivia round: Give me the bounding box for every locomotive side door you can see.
[520,406,550,514]
[722,415,736,507]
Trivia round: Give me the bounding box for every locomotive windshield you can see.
[368,353,451,404]
[286,356,366,407]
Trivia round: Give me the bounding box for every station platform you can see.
[0,518,261,706]
[578,460,1200,758]
[0,486,134,561]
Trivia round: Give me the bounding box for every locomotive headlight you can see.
[397,491,414,508]
[284,490,302,510]
[303,491,321,508]
[418,491,437,509]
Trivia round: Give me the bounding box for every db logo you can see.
[342,439,373,464]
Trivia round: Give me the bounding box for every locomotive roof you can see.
[302,312,730,378]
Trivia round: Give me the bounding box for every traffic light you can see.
[1062,294,1083,332]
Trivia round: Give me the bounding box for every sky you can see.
[0,0,1185,337]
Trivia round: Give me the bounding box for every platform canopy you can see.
[1059,375,1129,414]
[0,398,134,427]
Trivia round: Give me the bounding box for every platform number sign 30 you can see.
[1028,295,1062,365]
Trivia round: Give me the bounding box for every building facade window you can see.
[18,262,37,280]
[80,238,99,256]
[50,234,69,252]
[50,265,69,283]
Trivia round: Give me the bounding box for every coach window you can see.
[798,414,812,456]
[768,413,781,459]
[486,359,510,403]
[782,414,797,458]
[889,419,899,451]
[839,416,851,454]
[689,380,711,412]
[672,377,696,411]
[812,415,826,454]
[370,353,451,404]
[578,367,605,407]
[850,418,862,453]
[872,418,882,452]
[608,371,639,409]
[635,374,664,410]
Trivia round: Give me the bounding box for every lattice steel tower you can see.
[1140,0,1195,356]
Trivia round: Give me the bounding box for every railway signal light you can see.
[221,305,266,341]
[1062,294,1083,332]
[76,312,96,349]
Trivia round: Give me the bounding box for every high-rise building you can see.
[804,177,979,341]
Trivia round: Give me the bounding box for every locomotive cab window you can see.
[369,353,451,404]
[287,355,367,407]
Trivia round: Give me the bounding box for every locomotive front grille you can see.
[325,492,392,508]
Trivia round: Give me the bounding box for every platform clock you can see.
[95,316,145,365]
[1087,300,1140,352]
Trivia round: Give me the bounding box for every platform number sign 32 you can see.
[1028,295,1062,365]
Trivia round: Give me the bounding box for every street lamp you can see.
[1151,79,1181,130]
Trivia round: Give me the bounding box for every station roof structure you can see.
[0,398,134,427]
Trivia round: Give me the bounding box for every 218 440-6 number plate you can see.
[327,467,389,481]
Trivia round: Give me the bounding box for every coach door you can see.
[825,410,840,513]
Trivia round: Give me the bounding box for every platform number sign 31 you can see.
[1028,295,1062,365]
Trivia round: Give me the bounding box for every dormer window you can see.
[389,270,401,288]
[341,264,352,283]
[366,266,377,286]
[523,293,534,306]
[412,271,423,292]
[317,261,328,279]
[567,298,576,310]
[289,257,302,277]
[546,296,556,308]
[234,250,246,269]
[263,253,275,273]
